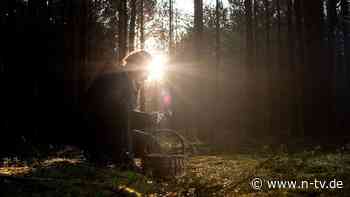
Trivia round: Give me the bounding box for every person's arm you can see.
[129,110,153,130]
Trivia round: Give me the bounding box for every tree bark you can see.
[118,0,128,63]
[252,0,258,68]
[328,0,337,69]
[263,0,270,67]
[327,0,338,132]
[212,0,221,144]
[287,0,298,136]
[342,0,350,80]
[245,0,253,68]
[244,0,254,136]
[140,0,145,50]
[341,0,350,131]
[303,0,329,134]
[139,0,146,111]
[194,0,204,138]
[169,0,174,55]
[294,0,305,136]
[276,0,281,69]
[287,0,295,69]
[129,0,137,52]
[194,0,204,57]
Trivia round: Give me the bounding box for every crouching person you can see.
[82,51,153,168]
[132,129,160,159]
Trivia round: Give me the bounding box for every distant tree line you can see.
[172,0,350,147]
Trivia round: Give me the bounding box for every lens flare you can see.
[147,54,166,81]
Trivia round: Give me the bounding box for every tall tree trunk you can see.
[118,0,128,63]
[287,0,295,68]
[263,0,270,67]
[276,0,281,69]
[212,0,221,143]
[245,0,253,68]
[129,0,137,52]
[140,0,145,50]
[252,0,258,68]
[287,0,298,136]
[276,0,284,137]
[252,0,262,136]
[294,0,305,136]
[262,0,272,136]
[294,0,305,69]
[244,0,253,136]
[80,0,89,93]
[303,0,328,134]
[328,0,337,68]
[341,0,350,131]
[342,1,350,80]
[73,0,81,103]
[169,0,174,55]
[139,0,146,111]
[327,0,338,131]
[194,0,204,57]
[194,0,204,138]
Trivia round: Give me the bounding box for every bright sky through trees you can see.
[175,0,229,14]
[145,0,229,56]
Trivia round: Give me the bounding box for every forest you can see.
[1,0,350,196]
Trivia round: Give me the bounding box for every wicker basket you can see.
[143,153,186,178]
[142,129,187,178]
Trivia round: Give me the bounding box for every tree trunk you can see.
[73,0,81,103]
[245,0,253,68]
[139,0,146,111]
[80,0,89,93]
[194,0,204,57]
[169,0,174,55]
[212,0,221,144]
[263,0,270,67]
[262,0,272,137]
[341,0,350,131]
[276,0,281,69]
[129,0,137,52]
[244,0,253,136]
[294,0,305,136]
[342,1,350,81]
[140,0,145,50]
[252,0,258,68]
[287,0,298,136]
[303,0,329,134]
[194,0,204,138]
[118,0,128,63]
[327,0,338,132]
[287,0,295,69]
[328,0,337,68]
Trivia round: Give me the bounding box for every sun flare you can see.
[147,53,167,82]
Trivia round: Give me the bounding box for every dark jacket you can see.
[83,70,136,163]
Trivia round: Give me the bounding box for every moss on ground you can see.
[1,149,350,196]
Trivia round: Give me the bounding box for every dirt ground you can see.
[1,148,350,196]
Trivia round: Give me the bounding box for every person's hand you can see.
[150,112,159,125]
[150,112,166,125]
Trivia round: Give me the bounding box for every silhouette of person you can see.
[83,50,152,166]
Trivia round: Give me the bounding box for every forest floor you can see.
[1,146,350,197]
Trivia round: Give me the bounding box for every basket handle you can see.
[152,129,186,155]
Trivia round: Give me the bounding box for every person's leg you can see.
[110,114,135,167]
[132,130,161,158]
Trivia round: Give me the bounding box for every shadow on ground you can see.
[1,146,350,196]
